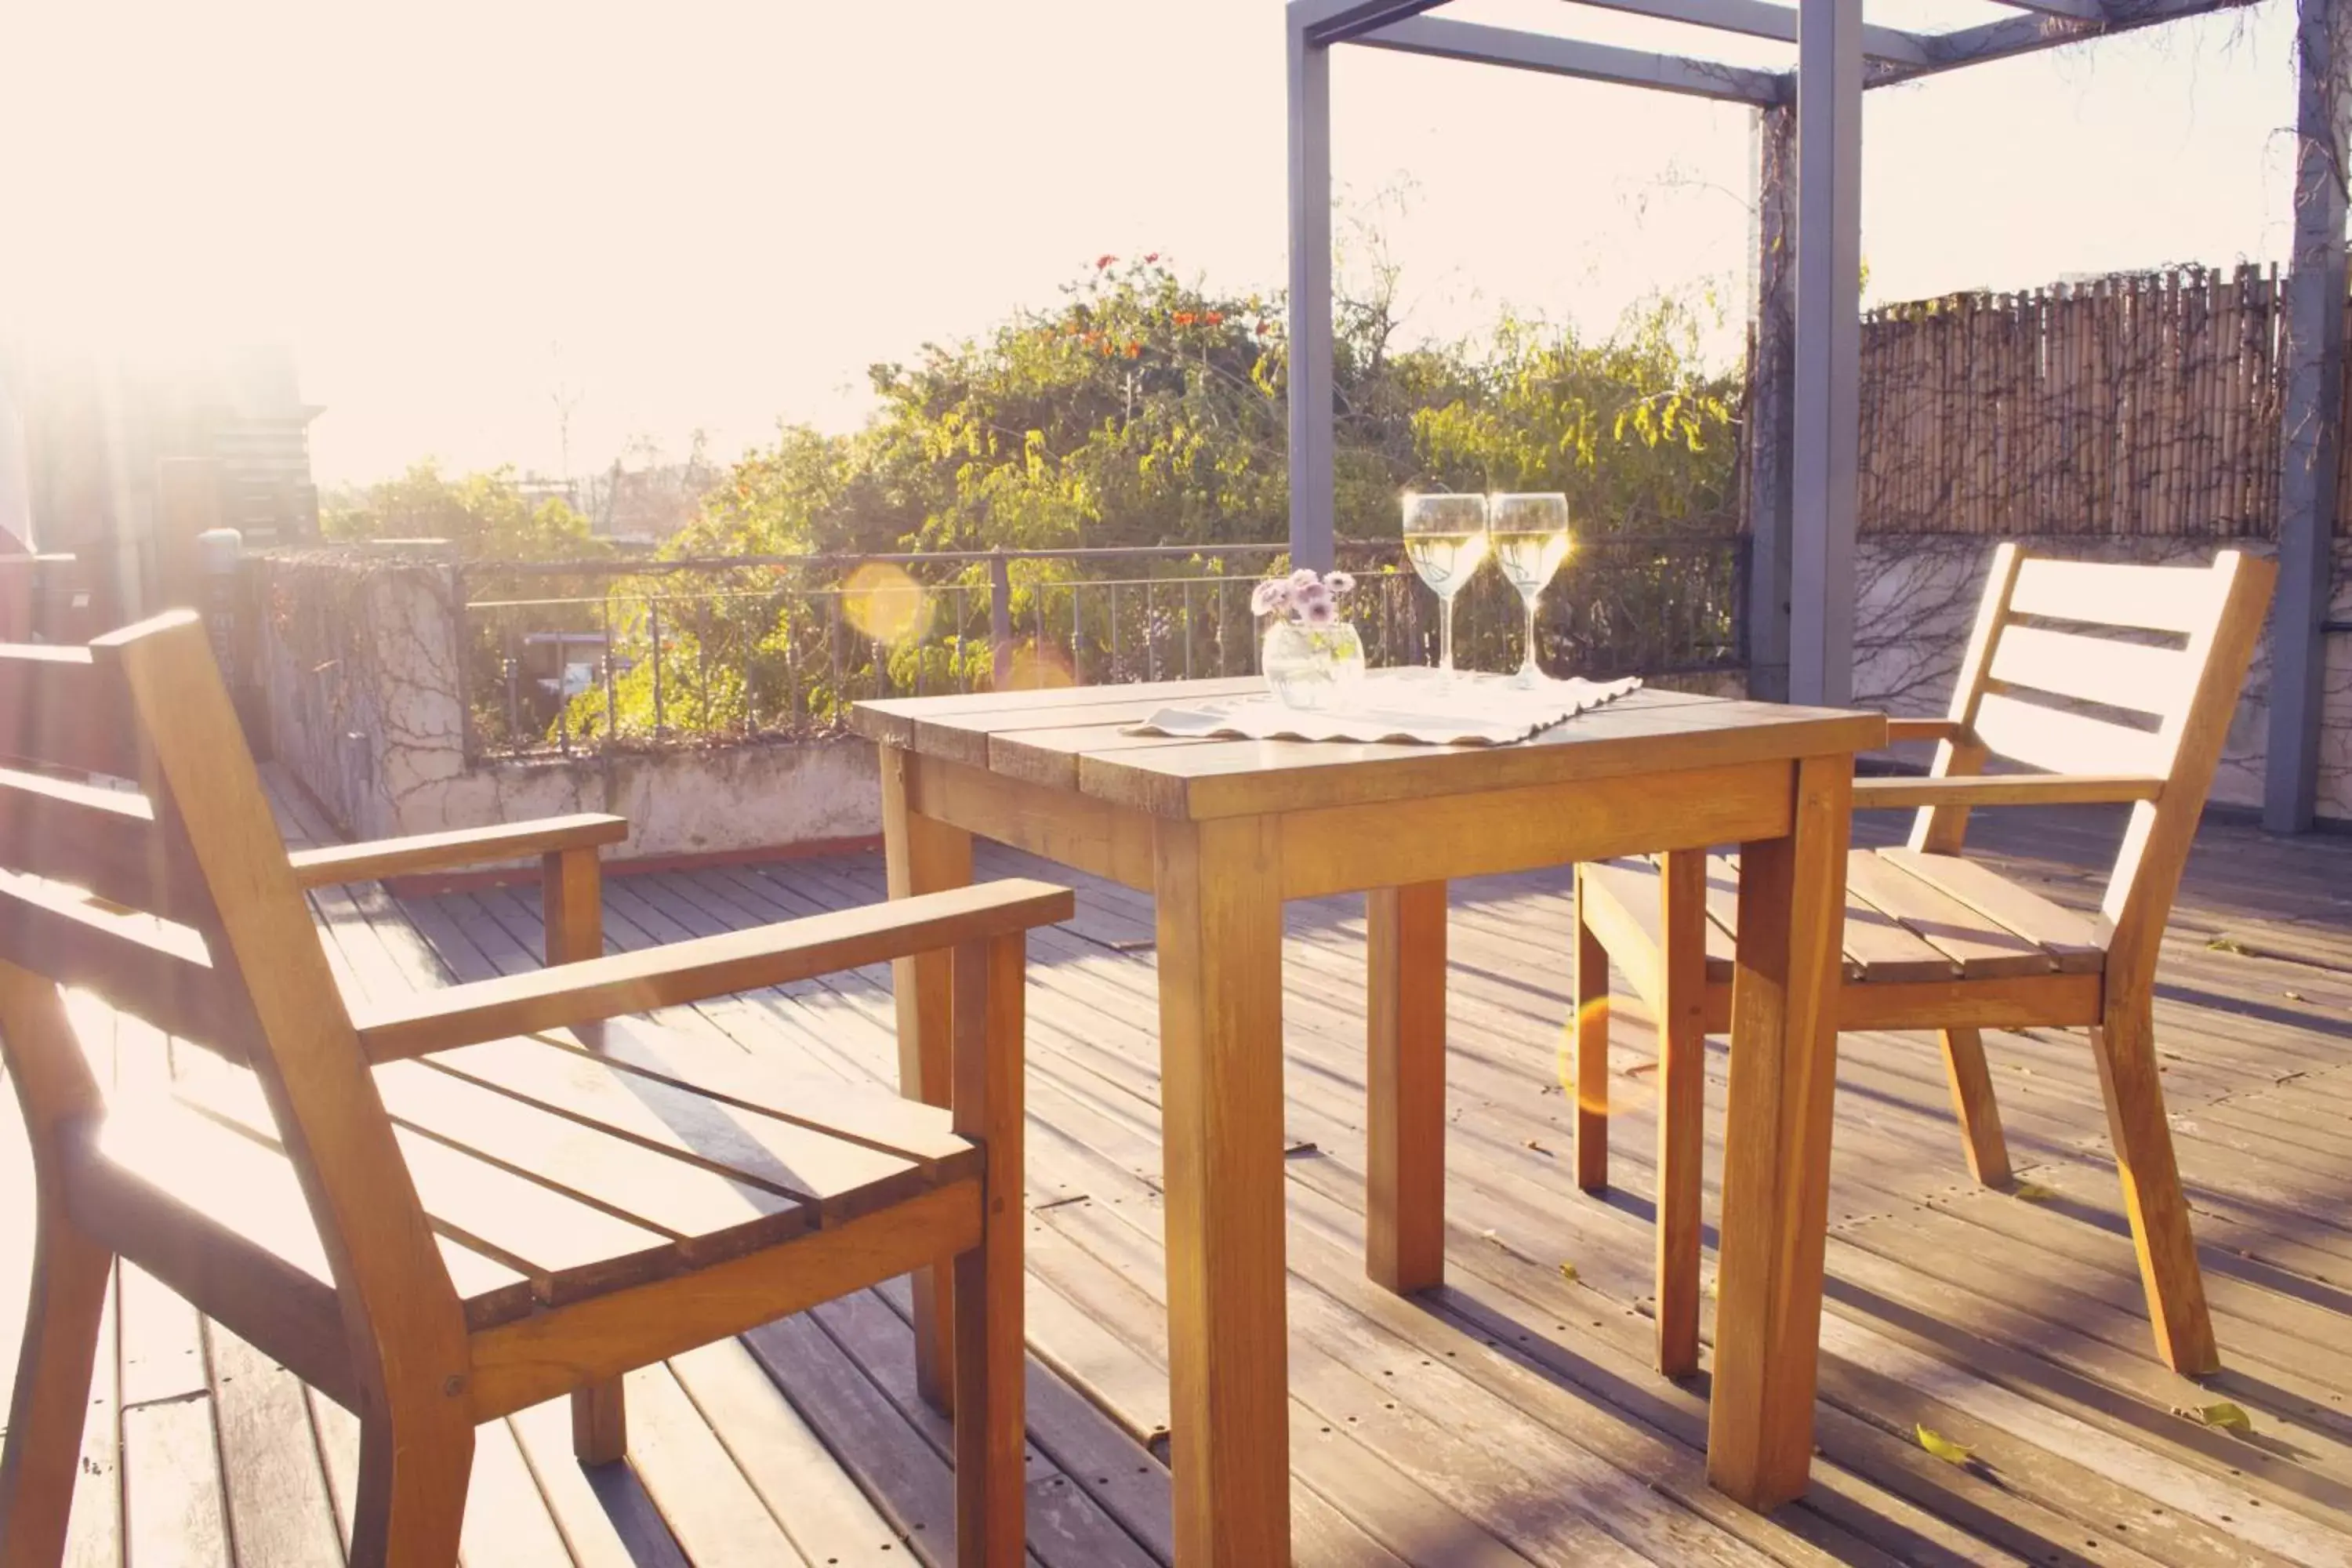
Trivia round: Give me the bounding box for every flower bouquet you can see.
[1251,568,1367,710]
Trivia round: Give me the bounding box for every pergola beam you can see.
[1294,0,1446,46]
[1358,15,1788,105]
[1882,0,2248,83]
[1988,0,2107,20]
[1563,0,1933,69]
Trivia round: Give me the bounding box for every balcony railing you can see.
[454,535,1745,758]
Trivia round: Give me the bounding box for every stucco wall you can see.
[255,550,881,858]
[1853,534,2352,822]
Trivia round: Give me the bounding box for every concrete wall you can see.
[1852,534,2352,823]
[255,549,880,859]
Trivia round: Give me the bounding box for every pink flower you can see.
[1250,579,1292,617]
[1288,568,1321,593]
[1323,570,1356,595]
[1299,594,1338,628]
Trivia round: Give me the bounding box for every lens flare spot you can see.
[841,561,931,646]
[1002,638,1075,691]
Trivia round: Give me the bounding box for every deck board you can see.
[5,780,2352,1564]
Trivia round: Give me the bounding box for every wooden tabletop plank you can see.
[1040,691,1882,819]
[853,674,1265,748]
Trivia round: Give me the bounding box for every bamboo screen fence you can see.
[1853,263,2352,539]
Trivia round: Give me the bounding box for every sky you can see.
[0,0,2306,485]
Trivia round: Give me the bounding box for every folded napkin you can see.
[1124,668,1642,747]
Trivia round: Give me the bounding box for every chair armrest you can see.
[1853,774,2165,811]
[351,878,1076,1062]
[1883,718,1966,745]
[288,814,629,888]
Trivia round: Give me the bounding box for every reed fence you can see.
[1853,263,2352,539]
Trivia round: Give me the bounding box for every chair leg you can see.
[1936,1027,2013,1188]
[346,1398,475,1568]
[951,1208,1026,1565]
[1572,868,1610,1195]
[2088,1002,2220,1375]
[0,1214,112,1568]
[1654,850,1708,1378]
[572,1378,626,1465]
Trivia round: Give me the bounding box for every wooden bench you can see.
[0,610,1071,1566]
[1572,545,2274,1381]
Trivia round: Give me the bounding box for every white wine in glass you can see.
[1489,492,1572,687]
[1402,492,1490,677]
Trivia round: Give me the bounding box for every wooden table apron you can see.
[854,681,1878,1563]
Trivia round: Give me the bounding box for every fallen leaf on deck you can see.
[1559,1262,1578,1283]
[1916,1425,1974,1465]
[2205,935,2252,954]
[1525,1138,1554,1156]
[2284,991,2305,1002]
[2179,1400,2253,1433]
[2013,1181,2061,1203]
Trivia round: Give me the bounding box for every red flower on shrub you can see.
[1125,341,1142,358]
[1145,252,1160,263]
[1174,312,1197,327]
[1204,310,1224,325]
[1095,254,1117,269]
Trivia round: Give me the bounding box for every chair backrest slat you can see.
[1911,547,2275,980]
[1984,626,2190,722]
[2005,557,2224,635]
[0,764,218,931]
[0,612,466,1418]
[0,869,260,1058]
[0,644,145,779]
[1969,691,2169,779]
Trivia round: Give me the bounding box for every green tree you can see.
[324,461,610,561]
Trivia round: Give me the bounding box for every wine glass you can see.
[1402,492,1490,679]
[1489,493,1573,688]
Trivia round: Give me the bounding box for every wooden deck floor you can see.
[9,788,2352,1565]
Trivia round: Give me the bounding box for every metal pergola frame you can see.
[1286,0,2348,831]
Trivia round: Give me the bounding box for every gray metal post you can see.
[2267,0,2349,833]
[989,548,1014,689]
[1788,0,1864,709]
[1745,102,1798,702]
[1287,16,1338,571]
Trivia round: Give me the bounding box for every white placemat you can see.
[1124,668,1642,746]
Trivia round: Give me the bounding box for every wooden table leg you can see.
[1654,848,1708,1379]
[1708,755,1852,1508]
[1367,880,1446,1293]
[1156,814,1290,1566]
[882,743,975,1414]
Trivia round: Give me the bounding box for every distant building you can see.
[0,339,321,619]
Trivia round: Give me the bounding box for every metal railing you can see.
[455,534,1745,757]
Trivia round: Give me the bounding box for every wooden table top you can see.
[853,674,1886,821]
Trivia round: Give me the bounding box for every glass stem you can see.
[1521,597,1540,677]
[1438,594,1456,673]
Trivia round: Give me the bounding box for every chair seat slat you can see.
[1843,851,2056,979]
[1876,848,2107,974]
[426,1030,940,1226]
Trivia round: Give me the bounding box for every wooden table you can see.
[851,675,1884,1563]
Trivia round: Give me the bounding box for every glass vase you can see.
[1261,619,1367,711]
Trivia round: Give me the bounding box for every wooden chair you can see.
[1572,546,2274,1381]
[0,611,1070,1566]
